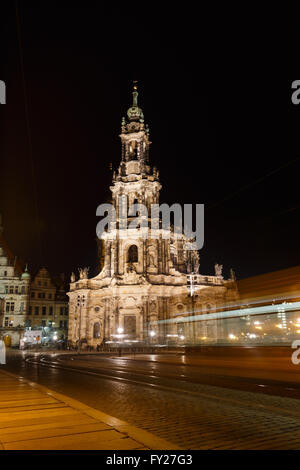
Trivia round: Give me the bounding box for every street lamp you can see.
[77,294,86,354]
[187,273,198,344]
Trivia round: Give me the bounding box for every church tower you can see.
[113,82,161,231]
[99,82,199,282]
[100,82,176,282]
[67,85,237,348]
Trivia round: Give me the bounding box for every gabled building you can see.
[28,268,69,337]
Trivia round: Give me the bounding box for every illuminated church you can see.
[67,86,238,348]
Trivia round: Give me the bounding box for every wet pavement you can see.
[3,349,300,449]
[0,369,167,450]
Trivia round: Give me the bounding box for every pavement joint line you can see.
[2,426,124,445]
[25,356,300,421]
[0,368,180,450]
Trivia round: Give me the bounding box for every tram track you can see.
[24,354,300,420]
[5,351,300,449]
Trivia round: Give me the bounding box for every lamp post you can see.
[187,273,198,344]
[77,294,86,354]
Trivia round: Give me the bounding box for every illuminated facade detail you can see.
[67,86,238,347]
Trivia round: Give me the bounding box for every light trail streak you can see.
[155,301,300,325]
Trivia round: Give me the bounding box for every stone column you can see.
[157,237,162,274]
[104,242,111,277]
[142,296,149,342]
[157,297,164,343]
[112,296,119,333]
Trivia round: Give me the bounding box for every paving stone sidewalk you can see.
[0,369,179,450]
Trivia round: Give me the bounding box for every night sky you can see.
[0,3,299,280]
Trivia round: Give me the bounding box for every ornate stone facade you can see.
[68,87,238,347]
[0,215,69,346]
[0,214,30,346]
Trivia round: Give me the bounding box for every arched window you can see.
[133,198,139,216]
[128,245,138,263]
[128,140,137,159]
[93,322,100,339]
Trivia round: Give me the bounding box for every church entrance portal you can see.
[124,315,136,339]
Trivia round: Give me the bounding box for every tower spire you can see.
[117,84,154,180]
[132,80,138,107]
[127,81,144,122]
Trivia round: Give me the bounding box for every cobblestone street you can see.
[3,351,300,449]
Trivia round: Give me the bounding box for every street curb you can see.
[0,368,181,450]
